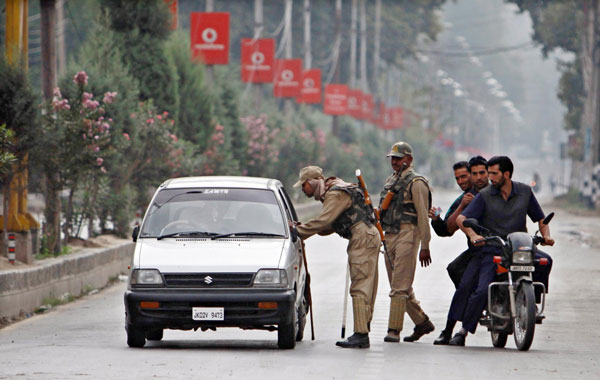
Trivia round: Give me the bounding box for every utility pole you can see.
[349,0,357,89]
[56,0,66,77]
[205,0,214,85]
[283,0,294,115]
[359,0,368,94]
[373,0,381,100]
[304,0,311,69]
[332,0,342,137]
[253,0,264,111]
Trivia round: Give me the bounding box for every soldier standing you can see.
[294,166,381,349]
[379,142,435,343]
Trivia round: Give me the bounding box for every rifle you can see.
[355,169,394,271]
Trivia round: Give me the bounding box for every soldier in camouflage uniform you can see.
[294,166,381,349]
[379,142,436,343]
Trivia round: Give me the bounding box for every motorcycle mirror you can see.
[542,212,555,225]
[463,218,480,229]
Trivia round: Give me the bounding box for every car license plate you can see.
[192,307,224,321]
[510,265,534,272]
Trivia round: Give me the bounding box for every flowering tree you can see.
[240,115,280,176]
[35,71,116,250]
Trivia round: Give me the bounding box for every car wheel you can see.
[278,303,297,349]
[126,324,146,348]
[296,296,307,342]
[146,329,163,341]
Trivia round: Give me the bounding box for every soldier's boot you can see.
[384,296,407,343]
[403,316,435,342]
[336,297,370,349]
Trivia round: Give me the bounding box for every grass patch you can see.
[35,245,72,260]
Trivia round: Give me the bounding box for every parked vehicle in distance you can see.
[125,176,307,349]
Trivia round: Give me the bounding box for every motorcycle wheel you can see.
[491,331,508,348]
[512,282,536,351]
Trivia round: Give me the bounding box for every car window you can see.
[279,187,298,222]
[140,188,286,237]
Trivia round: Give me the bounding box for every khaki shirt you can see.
[409,176,431,250]
[297,190,352,239]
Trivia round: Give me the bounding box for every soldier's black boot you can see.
[336,333,370,349]
[403,318,435,342]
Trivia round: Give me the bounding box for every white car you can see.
[124,176,308,349]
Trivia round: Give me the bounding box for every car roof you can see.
[160,176,283,190]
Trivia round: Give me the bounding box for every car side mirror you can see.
[132,225,140,242]
[290,225,299,243]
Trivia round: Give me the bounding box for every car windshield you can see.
[140,188,287,238]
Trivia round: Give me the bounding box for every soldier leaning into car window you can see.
[378,141,435,344]
[293,166,380,349]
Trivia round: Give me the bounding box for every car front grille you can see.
[163,273,255,288]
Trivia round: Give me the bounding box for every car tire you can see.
[146,329,164,341]
[296,296,307,342]
[126,323,146,348]
[278,303,297,349]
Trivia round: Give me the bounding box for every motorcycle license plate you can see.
[192,307,224,321]
[510,265,534,272]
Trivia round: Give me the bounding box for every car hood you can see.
[137,238,286,273]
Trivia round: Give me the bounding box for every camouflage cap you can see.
[386,141,413,158]
[294,166,324,187]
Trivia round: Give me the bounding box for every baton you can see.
[341,263,350,338]
[300,239,315,340]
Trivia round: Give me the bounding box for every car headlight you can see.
[253,269,288,287]
[512,251,532,264]
[130,269,164,286]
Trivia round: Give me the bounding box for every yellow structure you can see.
[1,0,39,232]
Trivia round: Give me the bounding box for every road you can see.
[1,191,599,380]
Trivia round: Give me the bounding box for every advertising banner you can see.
[190,12,230,64]
[361,93,374,121]
[273,59,302,97]
[298,69,322,103]
[323,84,348,115]
[241,38,275,83]
[347,89,363,119]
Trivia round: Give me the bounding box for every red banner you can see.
[347,89,363,119]
[361,93,374,121]
[323,84,348,115]
[273,59,302,97]
[164,0,178,30]
[241,38,275,83]
[391,107,404,129]
[373,102,385,128]
[298,69,322,103]
[190,12,230,65]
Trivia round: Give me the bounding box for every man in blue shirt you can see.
[430,156,490,345]
[447,156,554,346]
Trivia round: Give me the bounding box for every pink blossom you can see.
[130,113,137,119]
[215,124,224,131]
[102,91,117,104]
[123,133,130,141]
[96,157,104,166]
[83,99,99,110]
[169,134,178,142]
[82,92,93,102]
[93,146,100,152]
[82,134,87,140]
[94,135,99,140]
[53,87,62,98]
[100,167,107,174]
[157,115,162,120]
[146,118,154,124]
[101,122,110,132]
[73,71,88,85]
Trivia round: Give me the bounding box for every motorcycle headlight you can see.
[253,269,288,287]
[130,269,164,287]
[512,251,532,264]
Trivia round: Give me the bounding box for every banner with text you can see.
[241,38,275,83]
[347,89,363,119]
[273,59,302,97]
[190,12,230,64]
[298,69,322,103]
[323,84,348,115]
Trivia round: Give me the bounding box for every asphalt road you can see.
[1,191,599,380]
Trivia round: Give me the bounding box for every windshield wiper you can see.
[211,232,286,240]
[157,231,218,240]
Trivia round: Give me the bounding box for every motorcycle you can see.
[463,212,554,351]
